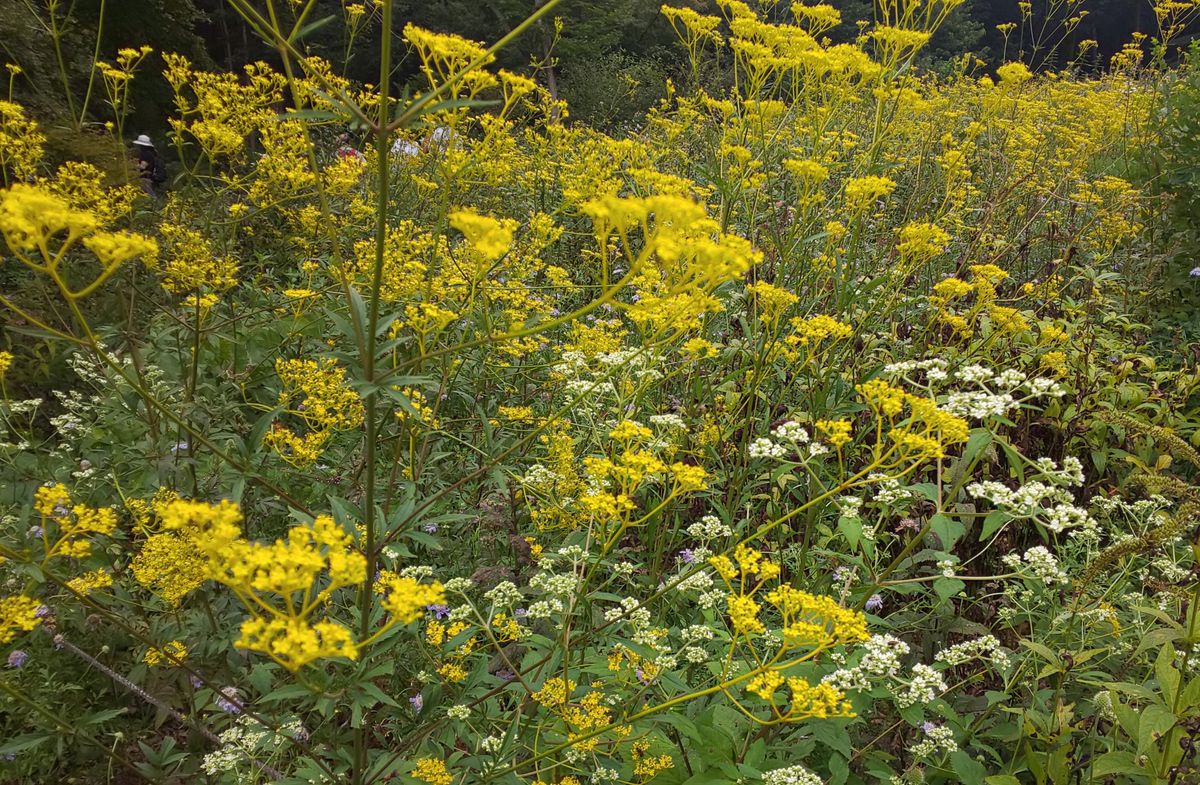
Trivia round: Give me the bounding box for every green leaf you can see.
[931,513,964,549]
[984,776,1023,785]
[951,750,988,785]
[1137,703,1176,756]
[979,510,1011,541]
[1091,751,1146,779]
[812,720,852,758]
[1155,644,1180,707]
[0,734,51,755]
[934,577,965,602]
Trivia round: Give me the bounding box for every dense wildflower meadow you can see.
[2,0,1200,783]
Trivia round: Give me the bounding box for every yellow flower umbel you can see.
[32,484,117,562]
[709,545,863,724]
[411,757,453,785]
[160,500,367,671]
[144,640,188,667]
[266,358,365,468]
[0,594,42,644]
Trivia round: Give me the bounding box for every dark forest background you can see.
[0,0,1183,139]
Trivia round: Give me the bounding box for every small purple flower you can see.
[922,721,939,734]
[409,693,424,712]
[427,603,451,620]
[1191,266,1200,277]
[678,549,697,564]
[190,675,204,689]
[171,441,189,453]
[7,650,28,668]
[864,594,883,613]
[215,687,242,714]
[514,608,528,619]
[495,668,516,682]
[27,525,43,538]
[550,309,561,317]
[423,523,439,534]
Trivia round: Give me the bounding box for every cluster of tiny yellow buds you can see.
[631,739,674,781]
[763,585,870,644]
[784,677,854,719]
[34,484,117,560]
[449,208,515,263]
[670,462,708,492]
[411,757,453,785]
[748,281,800,323]
[159,498,243,545]
[787,314,854,348]
[0,351,12,379]
[0,594,42,644]
[0,183,97,252]
[376,572,446,625]
[66,569,114,596]
[236,617,357,670]
[727,593,766,635]
[268,358,364,467]
[816,419,852,448]
[130,531,207,606]
[896,222,950,263]
[532,676,577,707]
[144,640,187,667]
[844,175,896,210]
[609,420,653,443]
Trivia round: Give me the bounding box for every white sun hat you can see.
[132,134,155,147]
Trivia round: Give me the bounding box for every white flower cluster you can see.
[896,663,948,708]
[688,515,732,541]
[521,463,559,488]
[1002,545,1068,585]
[649,413,687,430]
[935,635,1010,670]
[910,724,957,758]
[772,421,810,443]
[483,581,523,606]
[871,474,919,506]
[968,458,1094,534]
[444,577,474,594]
[529,571,577,598]
[823,634,909,691]
[401,565,436,581]
[201,716,303,776]
[525,599,564,619]
[762,765,823,785]
[884,358,950,379]
[749,437,787,459]
[447,704,470,720]
[748,421,823,461]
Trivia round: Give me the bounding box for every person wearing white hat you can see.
[132,134,165,195]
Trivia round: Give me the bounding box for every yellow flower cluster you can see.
[376,572,446,625]
[708,544,862,723]
[0,594,41,644]
[857,378,970,460]
[412,758,452,785]
[66,569,114,595]
[0,100,45,182]
[33,484,117,561]
[144,640,188,667]
[160,499,365,671]
[130,529,208,606]
[266,358,365,468]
